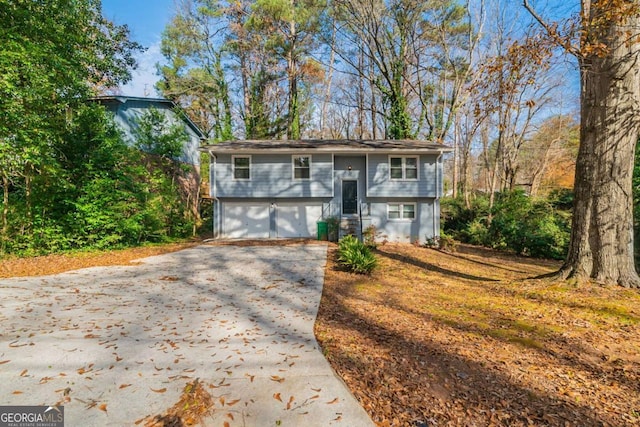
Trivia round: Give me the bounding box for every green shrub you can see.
[337,235,378,274]
[424,231,458,251]
[441,195,490,243]
[462,218,490,246]
[488,190,569,259]
[441,190,570,260]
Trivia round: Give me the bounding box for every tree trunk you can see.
[240,54,252,138]
[24,163,32,235]
[320,22,336,139]
[357,45,365,139]
[452,117,459,198]
[558,5,640,287]
[287,10,300,140]
[2,174,8,247]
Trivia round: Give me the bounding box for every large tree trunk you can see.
[558,3,640,287]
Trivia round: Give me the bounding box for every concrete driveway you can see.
[0,243,374,426]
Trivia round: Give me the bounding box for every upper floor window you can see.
[233,155,251,180]
[293,155,311,179]
[389,156,418,180]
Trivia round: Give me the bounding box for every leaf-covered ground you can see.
[315,243,640,427]
[3,241,638,426]
[0,242,198,278]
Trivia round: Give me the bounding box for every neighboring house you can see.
[201,139,452,243]
[93,95,205,166]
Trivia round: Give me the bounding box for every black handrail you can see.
[358,200,363,242]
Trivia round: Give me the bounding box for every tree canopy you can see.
[0,0,197,254]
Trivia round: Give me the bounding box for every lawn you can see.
[315,243,640,427]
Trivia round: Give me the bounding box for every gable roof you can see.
[201,139,452,154]
[92,95,205,139]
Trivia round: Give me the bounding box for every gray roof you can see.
[201,139,452,153]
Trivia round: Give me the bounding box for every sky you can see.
[101,0,176,97]
[101,0,579,105]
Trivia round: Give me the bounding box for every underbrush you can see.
[441,189,571,259]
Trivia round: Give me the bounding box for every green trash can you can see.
[317,221,328,241]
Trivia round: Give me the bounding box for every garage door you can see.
[223,203,270,238]
[277,204,322,238]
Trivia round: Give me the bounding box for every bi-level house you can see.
[201,139,451,244]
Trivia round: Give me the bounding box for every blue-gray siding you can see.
[365,199,438,243]
[105,100,201,166]
[215,153,333,198]
[367,153,439,197]
[212,151,444,243]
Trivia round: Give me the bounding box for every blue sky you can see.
[100,0,579,106]
[101,0,176,97]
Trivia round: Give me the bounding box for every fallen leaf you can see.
[119,384,132,389]
[12,391,23,395]
[98,403,107,412]
[19,369,28,377]
[273,393,282,402]
[226,413,234,421]
[270,375,285,383]
[150,387,167,393]
[286,395,295,410]
[223,422,230,427]
[0,360,10,365]
[219,397,225,406]
[326,398,339,404]
[227,399,240,406]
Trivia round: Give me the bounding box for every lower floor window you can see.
[388,203,416,220]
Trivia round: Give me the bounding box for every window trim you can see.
[292,154,311,180]
[387,202,417,221]
[232,155,251,181]
[389,155,419,181]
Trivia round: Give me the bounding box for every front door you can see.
[342,180,358,215]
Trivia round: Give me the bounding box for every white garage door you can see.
[223,203,270,238]
[277,204,322,238]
